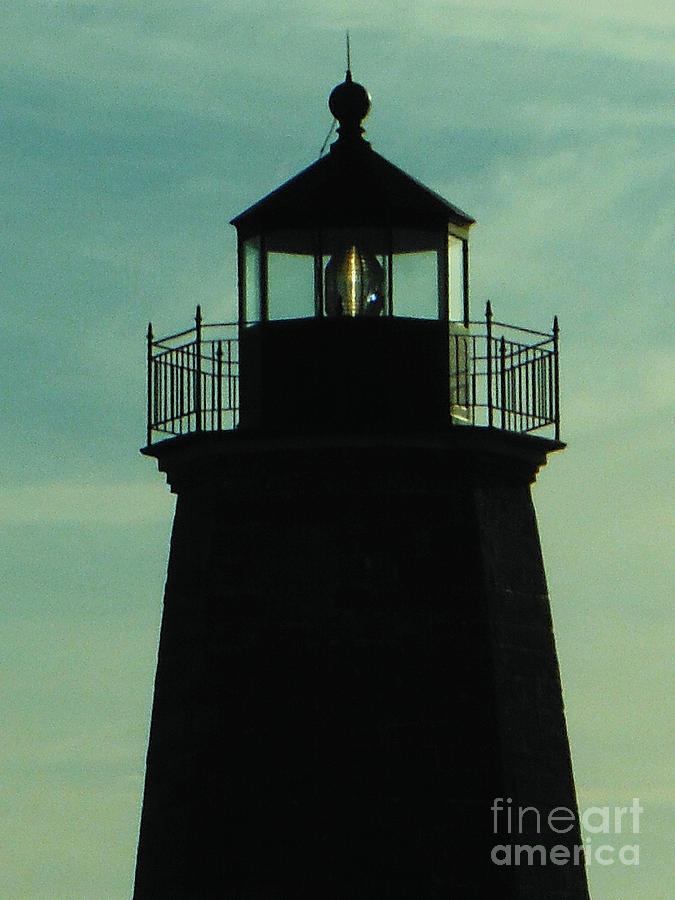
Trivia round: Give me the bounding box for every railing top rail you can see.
[152,321,238,348]
[152,325,196,344]
[463,318,553,339]
[490,319,553,338]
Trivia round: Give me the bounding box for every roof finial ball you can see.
[328,68,371,143]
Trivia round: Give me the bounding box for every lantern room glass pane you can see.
[244,237,262,323]
[267,252,315,320]
[449,236,465,321]
[391,251,438,319]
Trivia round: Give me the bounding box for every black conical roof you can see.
[231,140,475,238]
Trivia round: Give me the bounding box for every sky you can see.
[2,1,673,897]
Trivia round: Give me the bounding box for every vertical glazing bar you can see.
[437,231,449,323]
[259,235,269,322]
[462,239,470,328]
[194,306,203,431]
[553,316,560,440]
[486,302,493,427]
[146,323,153,445]
[237,237,246,334]
[500,337,507,431]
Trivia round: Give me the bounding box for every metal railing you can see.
[146,306,238,445]
[146,303,559,444]
[449,301,560,439]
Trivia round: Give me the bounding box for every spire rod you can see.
[328,39,371,145]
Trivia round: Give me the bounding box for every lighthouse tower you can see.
[134,72,590,899]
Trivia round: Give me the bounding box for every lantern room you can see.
[232,72,474,327]
[230,71,475,433]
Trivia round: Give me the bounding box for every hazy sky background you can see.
[2,2,673,897]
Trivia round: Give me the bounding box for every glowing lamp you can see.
[324,245,385,317]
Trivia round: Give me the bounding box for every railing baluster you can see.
[471,335,477,425]
[227,339,232,417]
[500,337,507,430]
[553,316,560,440]
[548,348,554,428]
[233,369,238,427]
[516,345,522,430]
[155,357,160,430]
[525,347,530,429]
[486,301,493,428]
[146,323,153,445]
[531,350,537,427]
[217,341,223,430]
[162,357,167,430]
[170,351,176,431]
[179,347,185,432]
[454,333,460,415]
[210,342,215,430]
[194,305,203,432]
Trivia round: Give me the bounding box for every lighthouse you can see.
[134,70,590,899]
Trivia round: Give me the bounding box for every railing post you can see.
[553,315,560,440]
[500,336,507,431]
[194,305,203,432]
[486,301,493,428]
[216,340,223,431]
[146,321,153,446]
